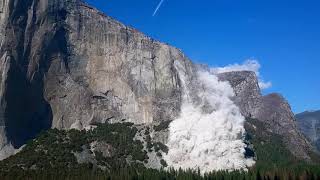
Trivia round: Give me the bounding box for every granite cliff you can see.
[0,0,197,158]
[0,0,316,168]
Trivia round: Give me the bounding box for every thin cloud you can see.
[153,0,165,16]
[211,60,272,90]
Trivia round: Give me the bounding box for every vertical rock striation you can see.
[46,3,197,129]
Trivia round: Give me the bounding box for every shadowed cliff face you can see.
[0,0,74,149]
[257,93,313,161]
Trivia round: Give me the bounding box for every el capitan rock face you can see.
[45,2,196,129]
[0,0,315,163]
[0,0,197,158]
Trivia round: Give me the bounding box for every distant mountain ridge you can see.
[296,110,320,151]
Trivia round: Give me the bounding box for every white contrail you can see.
[153,0,165,16]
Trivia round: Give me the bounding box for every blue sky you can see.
[85,0,320,113]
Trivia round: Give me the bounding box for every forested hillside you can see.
[0,119,319,180]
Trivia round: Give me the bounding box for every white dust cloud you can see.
[164,61,255,174]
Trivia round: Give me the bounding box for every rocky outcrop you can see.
[217,71,261,118]
[296,110,320,151]
[256,93,313,161]
[218,71,314,161]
